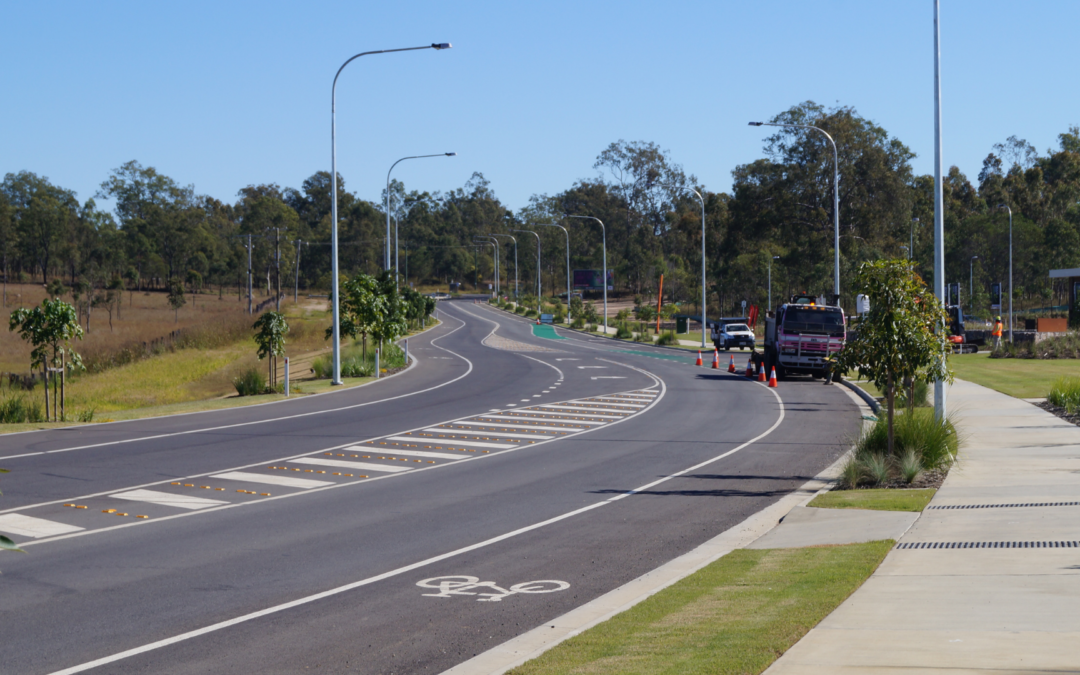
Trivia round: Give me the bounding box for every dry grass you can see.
[1,282,280,373]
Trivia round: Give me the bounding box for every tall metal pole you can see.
[294,239,302,303]
[768,256,780,312]
[1000,205,1013,342]
[536,223,570,322]
[330,43,451,386]
[970,255,978,302]
[474,239,497,296]
[491,234,517,299]
[245,234,250,313]
[657,184,708,347]
[512,229,541,308]
[567,216,607,334]
[275,227,281,311]
[386,152,456,280]
[933,0,947,420]
[749,122,840,298]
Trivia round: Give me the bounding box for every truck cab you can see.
[764,297,846,378]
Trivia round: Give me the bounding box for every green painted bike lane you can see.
[531,324,695,364]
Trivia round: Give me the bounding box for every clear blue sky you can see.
[2,1,1077,215]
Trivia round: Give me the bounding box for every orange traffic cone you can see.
[757,362,767,382]
[768,367,778,387]
[695,350,702,366]
[727,355,736,373]
[745,358,754,378]
[711,350,719,369]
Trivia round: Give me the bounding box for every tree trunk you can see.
[887,372,895,457]
[43,364,50,422]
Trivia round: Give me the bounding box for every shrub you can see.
[838,457,864,489]
[851,409,959,484]
[571,317,585,329]
[656,330,678,346]
[896,380,929,408]
[991,333,1080,359]
[525,309,538,318]
[615,323,633,339]
[1048,376,1080,413]
[311,342,405,379]
[514,305,526,315]
[233,368,266,396]
[633,330,652,343]
[863,454,891,486]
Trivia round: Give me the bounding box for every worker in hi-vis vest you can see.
[992,315,1004,350]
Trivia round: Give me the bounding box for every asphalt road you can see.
[0,300,860,674]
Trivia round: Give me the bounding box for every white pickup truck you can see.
[712,322,756,351]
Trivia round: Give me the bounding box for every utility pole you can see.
[246,234,253,314]
[275,228,281,311]
[294,239,303,303]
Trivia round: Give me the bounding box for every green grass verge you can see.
[949,352,1080,399]
[509,541,894,675]
[808,488,936,512]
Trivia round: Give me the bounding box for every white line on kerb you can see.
[47,372,788,675]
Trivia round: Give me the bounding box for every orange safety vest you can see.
[992,321,1003,337]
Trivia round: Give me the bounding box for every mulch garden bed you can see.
[1036,400,1080,427]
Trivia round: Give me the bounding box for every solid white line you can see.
[445,421,574,433]
[211,471,334,489]
[49,370,793,675]
[110,489,228,511]
[345,445,466,460]
[0,314,474,462]
[423,429,553,440]
[585,400,645,408]
[0,513,84,538]
[387,436,517,450]
[477,415,606,426]
[289,458,413,473]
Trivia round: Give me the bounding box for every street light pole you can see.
[536,223,570,323]
[490,234,517,300]
[386,152,456,280]
[970,255,978,303]
[474,236,499,296]
[566,215,607,334]
[294,239,304,303]
[768,256,780,312]
[750,121,840,299]
[329,42,451,385]
[999,204,1013,342]
[657,183,708,348]
[932,0,946,419]
[512,229,541,309]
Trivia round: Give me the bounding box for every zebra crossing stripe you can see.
[110,489,227,510]
[0,513,84,538]
[387,436,517,450]
[289,457,413,473]
[211,471,335,488]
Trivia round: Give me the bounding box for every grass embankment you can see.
[949,351,1080,399]
[809,488,936,512]
[510,541,893,675]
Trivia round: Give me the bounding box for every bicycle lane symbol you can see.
[417,575,570,602]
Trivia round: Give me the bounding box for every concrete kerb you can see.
[443,372,874,675]
[840,378,881,414]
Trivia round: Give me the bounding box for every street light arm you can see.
[654,183,708,347]
[565,215,608,333]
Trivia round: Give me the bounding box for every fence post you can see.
[375,349,380,379]
[284,357,289,397]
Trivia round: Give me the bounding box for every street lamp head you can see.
[748,121,764,126]
[445,152,457,156]
[431,43,452,50]
[773,255,780,259]
[972,255,979,259]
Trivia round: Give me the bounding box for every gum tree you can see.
[835,259,952,455]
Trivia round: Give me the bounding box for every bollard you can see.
[404,339,408,364]
[375,349,380,379]
[284,357,289,397]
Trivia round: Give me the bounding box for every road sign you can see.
[573,269,614,291]
[990,282,1001,310]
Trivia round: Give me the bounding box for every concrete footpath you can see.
[765,378,1080,674]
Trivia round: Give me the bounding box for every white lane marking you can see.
[110,489,227,511]
[539,404,634,414]
[211,471,335,489]
[586,400,645,408]
[532,395,541,398]
[447,421,576,432]
[387,436,517,450]
[50,369,797,675]
[591,376,627,380]
[0,513,83,538]
[577,366,607,369]
[520,399,530,402]
[347,444,466,460]
[289,458,413,473]
[506,404,517,407]
[555,358,579,361]
[529,409,624,419]
[417,575,570,602]
[478,415,606,426]
[1,314,474,462]
[425,428,554,440]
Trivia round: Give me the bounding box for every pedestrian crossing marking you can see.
[211,471,334,489]
[0,513,84,539]
[289,458,413,473]
[110,489,227,510]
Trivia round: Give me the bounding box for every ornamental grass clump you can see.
[656,330,678,346]
[840,409,959,488]
[232,368,266,396]
[1048,376,1080,413]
